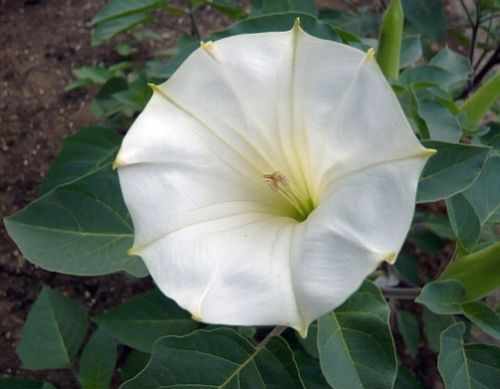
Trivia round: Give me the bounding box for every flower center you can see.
[263,171,315,221]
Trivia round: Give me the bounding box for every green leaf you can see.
[395,252,421,285]
[430,47,472,82]
[422,307,452,352]
[297,321,319,358]
[4,128,146,277]
[121,328,304,388]
[394,366,424,389]
[415,279,466,315]
[438,322,500,388]
[462,155,500,226]
[418,100,462,142]
[463,301,500,340]
[397,310,420,358]
[400,65,460,93]
[445,194,481,250]
[39,127,122,195]
[400,34,422,68]
[92,12,152,46]
[317,280,397,389]
[93,289,198,353]
[92,0,166,25]
[121,350,151,382]
[294,350,329,389]
[0,379,56,389]
[401,0,446,42]
[16,287,88,370]
[417,141,490,203]
[78,327,117,389]
[209,0,247,19]
[250,0,317,17]
[441,242,500,301]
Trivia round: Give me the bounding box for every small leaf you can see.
[93,289,198,353]
[438,322,500,388]
[120,328,304,388]
[463,302,500,340]
[121,350,150,382]
[417,141,490,203]
[250,0,317,17]
[422,307,452,352]
[401,0,446,42]
[400,34,422,68]
[430,47,472,81]
[92,13,152,46]
[394,365,424,389]
[415,279,466,315]
[441,242,500,301]
[78,327,117,389]
[418,100,462,142]
[445,194,481,250]
[317,280,397,389]
[17,287,87,370]
[91,0,166,25]
[397,310,420,358]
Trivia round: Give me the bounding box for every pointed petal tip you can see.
[126,247,138,256]
[297,325,308,339]
[112,155,125,170]
[200,40,214,52]
[365,47,376,62]
[382,252,397,265]
[421,148,437,158]
[191,312,203,322]
[293,17,301,31]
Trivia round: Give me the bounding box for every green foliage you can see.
[121,328,304,388]
[400,34,422,68]
[78,328,117,389]
[0,379,56,389]
[441,242,500,301]
[16,287,88,370]
[461,73,500,128]
[417,141,490,203]
[415,279,466,315]
[250,0,317,17]
[317,281,397,389]
[438,323,500,388]
[397,310,420,358]
[401,0,446,42]
[93,289,198,352]
[462,302,500,340]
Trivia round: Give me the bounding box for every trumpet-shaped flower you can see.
[114,21,434,336]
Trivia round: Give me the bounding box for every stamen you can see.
[262,171,314,220]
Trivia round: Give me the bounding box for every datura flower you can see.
[114,20,434,337]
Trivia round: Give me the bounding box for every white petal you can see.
[294,156,427,326]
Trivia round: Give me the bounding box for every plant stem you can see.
[256,326,286,350]
[381,287,421,299]
[188,5,201,39]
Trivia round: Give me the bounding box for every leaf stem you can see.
[381,287,421,299]
[256,326,286,350]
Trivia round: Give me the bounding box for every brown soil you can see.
[0,0,228,387]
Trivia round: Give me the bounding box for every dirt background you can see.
[0,0,495,388]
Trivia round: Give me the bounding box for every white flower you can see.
[114,20,434,337]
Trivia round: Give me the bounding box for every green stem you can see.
[460,72,500,128]
[256,326,286,350]
[376,0,404,80]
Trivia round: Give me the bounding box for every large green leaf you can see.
[0,379,56,389]
[78,328,117,389]
[120,328,304,388]
[4,128,146,277]
[438,322,500,388]
[93,289,198,353]
[422,307,452,352]
[415,279,466,315]
[40,127,121,195]
[441,242,500,301]
[91,0,166,25]
[317,281,397,389]
[418,100,462,142]
[400,34,422,68]
[401,0,446,42]
[463,302,500,340]
[16,287,88,370]
[416,141,490,203]
[294,350,329,389]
